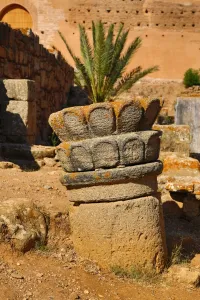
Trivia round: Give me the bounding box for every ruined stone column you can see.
[49,99,167,272]
[176,97,200,159]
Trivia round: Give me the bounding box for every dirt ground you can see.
[0,166,200,300]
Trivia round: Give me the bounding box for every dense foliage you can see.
[59,21,158,103]
[183,68,200,88]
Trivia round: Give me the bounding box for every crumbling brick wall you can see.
[0,22,74,144]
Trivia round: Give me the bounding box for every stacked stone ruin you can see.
[0,22,73,144]
[49,98,167,272]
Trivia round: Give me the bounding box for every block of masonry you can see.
[49,98,167,272]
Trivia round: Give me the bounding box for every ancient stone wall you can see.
[1,0,200,79]
[0,79,37,144]
[0,22,73,144]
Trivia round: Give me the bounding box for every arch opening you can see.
[0,4,33,29]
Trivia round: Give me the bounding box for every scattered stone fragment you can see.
[68,292,81,300]
[167,265,200,287]
[43,157,56,167]
[44,185,53,190]
[191,254,200,269]
[36,272,44,278]
[0,199,48,252]
[10,272,24,279]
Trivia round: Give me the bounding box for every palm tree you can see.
[59,21,158,103]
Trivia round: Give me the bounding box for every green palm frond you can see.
[112,66,159,97]
[93,21,105,100]
[59,21,159,103]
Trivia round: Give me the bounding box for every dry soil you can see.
[0,167,200,300]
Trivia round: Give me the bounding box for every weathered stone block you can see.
[140,99,162,130]
[67,175,158,203]
[163,155,200,175]
[139,131,161,162]
[49,111,67,141]
[57,132,161,172]
[57,142,94,172]
[70,196,167,272]
[61,161,163,187]
[63,107,89,141]
[56,145,74,172]
[0,80,36,144]
[153,124,190,156]
[117,133,144,165]
[58,132,160,172]
[86,103,115,137]
[1,99,36,144]
[113,99,142,133]
[167,265,200,287]
[49,107,89,142]
[70,144,94,171]
[176,97,200,157]
[91,137,119,169]
[2,79,35,101]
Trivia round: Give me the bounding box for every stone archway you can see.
[0,1,38,31]
[0,4,32,29]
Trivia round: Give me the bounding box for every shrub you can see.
[183,68,200,88]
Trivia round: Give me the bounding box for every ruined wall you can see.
[0,22,73,143]
[1,0,200,79]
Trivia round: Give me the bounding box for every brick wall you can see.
[0,22,74,144]
[1,0,200,79]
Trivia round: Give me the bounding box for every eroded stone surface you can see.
[61,161,163,187]
[0,80,36,144]
[67,175,158,203]
[49,111,67,142]
[70,196,167,272]
[92,138,119,169]
[176,97,200,156]
[118,133,144,166]
[57,142,94,172]
[2,79,35,101]
[49,98,166,272]
[87,103,115,137]
[0,198,48,252]
[49,100,161,143]
[140,131,161,162]
[140,99,162,130]
[163,155,200,175]
[153,124,190,156]
[167,265,200,287]
[70,145,94,172]
[113,99,142,133]
[57,131,160,172]
[63,107,89,141]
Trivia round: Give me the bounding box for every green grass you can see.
[111,265,160,284]
[35,241,50,252]
[167,243,191,267]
